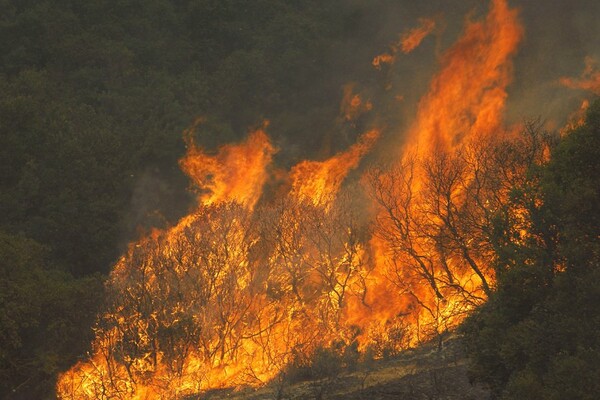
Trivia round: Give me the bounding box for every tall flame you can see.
[352,0,523,350]
[180,122,276,210]
[406,0,523,154]
[289,129,379,207]
[372,17,437,69]
[57,1,527,398]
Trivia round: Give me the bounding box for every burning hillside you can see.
[56,1,597,399]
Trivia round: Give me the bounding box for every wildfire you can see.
[58,1,533,398]
[560,56,600,96]
[289,129,379,207]
[179,121,276,210]
[355,0,523,347]
[372,17,437,69]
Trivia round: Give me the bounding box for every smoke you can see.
[505,0,600,126]
[303,0,600,159]
[121,0,600,259]
[58,2,600,397]
[124,167,192,243]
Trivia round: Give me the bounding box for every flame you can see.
[180,121,276,210]
[340,84,373,121]
[372,17,436,69]
[57,128,280,399]
[559,57,600,134]
[561,99,590,135]
[57,124,379,399]
[289,129,379,207]
[406,0,522,155]
[58,1,528,398]
[560,56,600,95]
[400,17,437,54]
[353,0,523,348]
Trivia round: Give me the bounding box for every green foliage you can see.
[0,0,365,277]
[0,231,104,399]
[463,100,600,399]
[0,1,380,397]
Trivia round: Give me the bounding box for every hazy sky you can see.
[337,0,600,135]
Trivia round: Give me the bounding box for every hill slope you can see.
[198,335,490,400]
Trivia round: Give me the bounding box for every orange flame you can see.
[290,129,379,207]
[561,99,590,135]
[180,122,276,210]
[57,123,379,399]
[372,17,436,69]
[401,17,437,54]
[406,0,523,154]
[560,56,600,95]
[559,57,600,134]
[57,1,527,398]
[352,0,523,349]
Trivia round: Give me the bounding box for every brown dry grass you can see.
[193,334,491,400]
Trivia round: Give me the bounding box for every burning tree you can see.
[57,1,559,398]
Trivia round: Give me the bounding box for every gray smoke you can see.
[344,0,600,138]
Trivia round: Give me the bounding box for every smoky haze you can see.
[129,0,600,235]
[288,0,600,158]
[507,0,600,124]
[55,1,600,398]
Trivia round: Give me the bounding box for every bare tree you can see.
[421,147,491,297]
[367,157,445,301]
[366,124,556,349]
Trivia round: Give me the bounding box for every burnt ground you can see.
[194,335,491,400]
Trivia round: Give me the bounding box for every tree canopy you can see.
[1,0,599,398]
[463,100,600,400]
[0,1,372,397]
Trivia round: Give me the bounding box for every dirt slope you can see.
[195,334,491,400]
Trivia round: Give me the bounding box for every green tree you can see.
[463,99,600,399]
[0,1,384,396]
[0,231,104,399]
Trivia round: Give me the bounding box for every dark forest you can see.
[1,1,598,398]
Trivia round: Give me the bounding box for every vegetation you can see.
[0,231,103,398]
[0,1,374,398]
[463,100,600,399]
[1,0,599,398]
[0,0,364,279]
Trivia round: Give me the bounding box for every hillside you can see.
[200,334,490,400]
[1,1,599,399]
